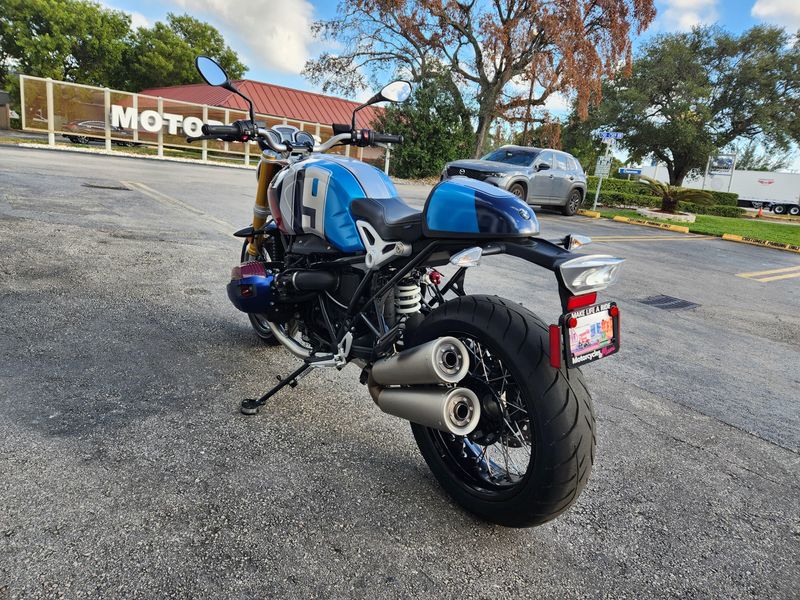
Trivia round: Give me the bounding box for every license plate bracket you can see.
[560,302,620,368]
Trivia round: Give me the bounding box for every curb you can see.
[611,215,689,234]
[721,234,800,254]
[577,209,601,218]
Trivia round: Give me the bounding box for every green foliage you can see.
[0,0,131,98]
[120,14,246,91]
[638,175,714,213]
[587,176,658,197]
[567,25,800,185]
[0,2,246,96]
[595,190,660,208]
[679,202,744,217]
[729,139,793,172]
[375,73,475,179]
[706,190,739,206]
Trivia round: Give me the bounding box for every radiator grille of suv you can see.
[447,167,490,181]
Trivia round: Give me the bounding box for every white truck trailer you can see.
[639,165,800,215]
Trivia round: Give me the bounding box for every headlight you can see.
[558,255,624,294]
[489,172,507,178]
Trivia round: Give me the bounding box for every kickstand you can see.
[241,363,312,415]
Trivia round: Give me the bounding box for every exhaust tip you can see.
[444,388,480,436]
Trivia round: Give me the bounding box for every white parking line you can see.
[122,180,236,234]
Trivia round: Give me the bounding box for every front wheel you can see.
[408,295,596,527]
[561,189,582,216]
[239,240,278,345]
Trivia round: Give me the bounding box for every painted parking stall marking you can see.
[736,265,800,283]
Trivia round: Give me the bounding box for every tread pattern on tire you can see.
[410,294,596,527]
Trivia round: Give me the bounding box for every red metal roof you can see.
[138,80,381,127]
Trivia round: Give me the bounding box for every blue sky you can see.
[104,0,799,95]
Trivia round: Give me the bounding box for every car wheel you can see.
[561,190,582,216]
[75,136,90,144]
[773,204,786,215]
[788,205,799,216]
[508,183,526,201]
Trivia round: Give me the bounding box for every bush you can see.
[587,176,659,197]
[596,190,660,208]
[679,202,745,217]
[587,176,740,205]
[706,190,739,206]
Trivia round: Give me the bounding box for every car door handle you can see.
[548,174,554,179]
[568,176,574,181]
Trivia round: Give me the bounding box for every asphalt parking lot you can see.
[1,146,798,599]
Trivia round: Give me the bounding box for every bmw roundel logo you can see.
[458,168,465,175]
[518,208,531,220]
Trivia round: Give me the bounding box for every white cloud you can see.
[99,2,151,29]
[170,0,315,74]
[656,0,718,31]
[128,11,151,29]
[751,0,800,31]
[543,92,570,113]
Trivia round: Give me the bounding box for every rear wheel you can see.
[788,205,799,216]
[408,295,596,527]
[773,204,786,215]
[561,189,582,216]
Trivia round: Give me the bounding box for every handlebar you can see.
[187,120,402,155]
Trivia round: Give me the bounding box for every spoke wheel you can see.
[409,295,596,527]
[431,336,534,492]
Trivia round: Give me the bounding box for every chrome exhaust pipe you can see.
[371,336,469,386]
[265,320,312,359]
[374,386,481,436]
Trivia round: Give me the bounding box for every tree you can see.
[121,13,246,91]
[638,176,713,214]
[729,139,793,172]
[304,0,655,157]
[0,0,131,90]
[375,71,474,178]
[595,26,800,185]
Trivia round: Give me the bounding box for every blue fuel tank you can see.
[423,176,539,238]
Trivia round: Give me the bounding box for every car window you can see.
[555,155,569,170]
[568,157,581,172]
[481,148,539,166]
[536,151,553,168]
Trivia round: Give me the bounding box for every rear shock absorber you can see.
[395,277,422,318]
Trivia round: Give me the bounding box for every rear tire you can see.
[408,295,596,527]
[773,204,786,215]
[561,189,582,216]
[788,205,799,216]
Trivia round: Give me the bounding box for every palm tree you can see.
[638,176,713,213]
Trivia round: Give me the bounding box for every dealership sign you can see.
[111,105,223,136]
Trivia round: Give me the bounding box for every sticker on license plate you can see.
[560,302,620,367]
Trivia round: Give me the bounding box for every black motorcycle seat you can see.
[350,197,422,242]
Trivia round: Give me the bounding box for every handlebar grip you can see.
[372,132,403,144]
[201,124,239,136]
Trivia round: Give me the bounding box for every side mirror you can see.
[196,56,228,87]
[378,80,412,103]
[352,80,412,129]
[195,55,256,123]
[537,162,551,172]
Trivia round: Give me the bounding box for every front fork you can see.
[246,159,283,258]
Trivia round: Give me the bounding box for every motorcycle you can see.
[189,56,624,527]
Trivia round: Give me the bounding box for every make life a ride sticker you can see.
[561,302,620,368]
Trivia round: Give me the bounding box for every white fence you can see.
[19,74,378,167]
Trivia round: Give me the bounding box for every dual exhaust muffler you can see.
[369,337,481,436]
